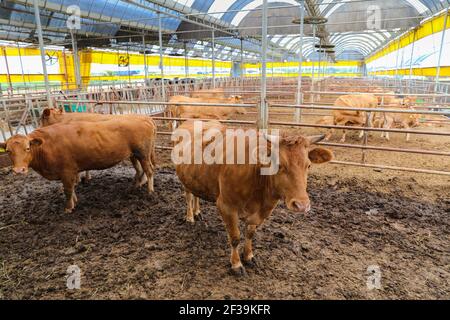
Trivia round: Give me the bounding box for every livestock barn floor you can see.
[0,150,449,299]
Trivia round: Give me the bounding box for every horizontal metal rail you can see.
[306,91,450,97]
[55,99,450,116]
[156,131,448,156]
[271,104,450,116]
[329,161,450,176]
[152,116,450,136]
[56,99,255,108]
[153,146,450,176]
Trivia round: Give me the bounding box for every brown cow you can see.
[327,94,379,142]
[190,88,227,99]
[173,121,333,275]
[373,108,420,141]
[40,108,155,186]
[167,95,246,129]
[1,118,156,213]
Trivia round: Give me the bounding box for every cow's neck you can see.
[30,147,51,177]
[252,167,280,210]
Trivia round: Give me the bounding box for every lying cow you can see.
[173,120,333,275]
[373,108,420,141]
[190,88,227,99]
[167,95,246,130]
[40,108,156,186]
[1,118,156,213]
[327,94,379,143]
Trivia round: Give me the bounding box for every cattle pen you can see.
[0,0,449,301]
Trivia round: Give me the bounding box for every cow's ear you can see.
[42,108,51,118]
[309,147,333,164]
[30,138,43,147]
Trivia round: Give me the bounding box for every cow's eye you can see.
[26,147,31,152]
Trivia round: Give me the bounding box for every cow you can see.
[173,120,333,275]
[167,95,246,130]
[326,94,379,143]
[190,88,227,99]
[0,119,9,134]
[1,118,156,213]
[373,108,420,141]
[40,108,155,186]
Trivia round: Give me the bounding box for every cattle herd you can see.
[0,84,426,275]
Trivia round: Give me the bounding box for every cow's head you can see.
[266,134,333,214]
[40,108,63,127]
[229,95,242,104]
[403,96,417,107]
[1,135,43,175]
[229,96,247,114]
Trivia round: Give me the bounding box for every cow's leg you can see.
[131,156,147,187]
[324,128,334,141]
[185,192,195,223]
[137,158,154,193]
[383,117,394,141]
[218,200,245,276]
[81,171,91,183]
[406,131,411,142]
[243,224,257,267]
[62,174,78,213]
[193,197,201,216]
[72,192,78,204]
[340,129,347,143]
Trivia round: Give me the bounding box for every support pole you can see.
[394,38,401,88]
[211,30,216,88]
[318,42,322,80]
[240,38,244,79]
[435,6,449,93]
[33,0,52,107]
[143,35,149,85]
[158,11,166,101]
[311,24,316,92]
[1,47,13,95]
[409,29,417,93]
[295,0,305,123]
[70,30,82,91]
[259,0,269,129]
[184,41,189,78]
[17,43,26,89]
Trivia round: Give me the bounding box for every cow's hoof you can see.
[230,265,247,277]
[243,257,259,269]
[64,208,74,214]
[186,216,195,224]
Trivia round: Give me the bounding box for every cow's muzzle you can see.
[13,167,28,175]
[288,200,311,214]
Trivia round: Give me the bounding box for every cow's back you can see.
[30,118,155,177]
[175,121,225,201]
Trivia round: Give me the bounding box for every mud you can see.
[0,162,448,300]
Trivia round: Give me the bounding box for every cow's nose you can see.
[291,200,311,214]
[13,167,28,175]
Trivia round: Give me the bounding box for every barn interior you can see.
[0,0,449,300]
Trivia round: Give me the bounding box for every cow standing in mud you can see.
[1,118,156,213]
[173,121,333,275]
[40,108,156,186]
[325,94,379,142]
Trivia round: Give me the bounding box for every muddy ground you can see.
[1,106,449,300]
[0,157,448,299]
